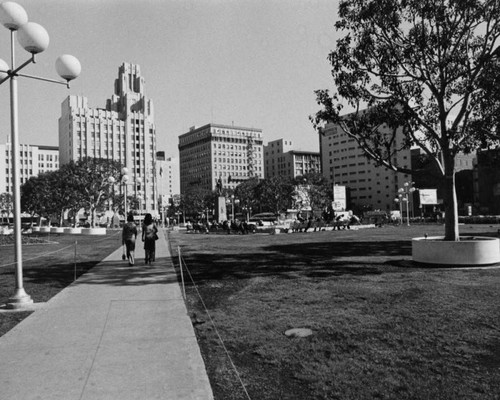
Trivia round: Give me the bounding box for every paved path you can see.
[0,229,214,400]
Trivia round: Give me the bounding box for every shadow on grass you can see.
[178,240,412,282]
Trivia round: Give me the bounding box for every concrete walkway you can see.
[0,229,214,400]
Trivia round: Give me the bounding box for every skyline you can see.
[0,0,340,158]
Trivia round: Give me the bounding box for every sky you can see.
[0,0,340,158]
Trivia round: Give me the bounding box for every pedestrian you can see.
[122,213,138,265]
[142,213,158,265]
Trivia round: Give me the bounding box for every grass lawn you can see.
[168,223,500,400]
[0,230,122,336]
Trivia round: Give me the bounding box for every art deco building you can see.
[178,123,264,194]
[58,63,158,215]
[319,121,412,212]
[264,139,321,179]
[0,142,59,194]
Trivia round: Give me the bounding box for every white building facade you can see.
[319,121,412,212]
[156,153,180,205]
[58,63,158,215]
[264,139,321,179]
[0,142,59,194]
[178,123,264,194]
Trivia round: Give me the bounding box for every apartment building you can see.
[0,142,59,194]
[319,121,412,212]
[264,139,321,179]
[58,63,158,215]
[178,123,264,194]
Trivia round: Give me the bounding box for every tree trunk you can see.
[442,153,459,241]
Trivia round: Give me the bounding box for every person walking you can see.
[122,213,138,265]
[142,213,158,265]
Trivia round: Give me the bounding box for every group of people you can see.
[290,212,361,232]
[121,213,159,266]
[186,219,256,235]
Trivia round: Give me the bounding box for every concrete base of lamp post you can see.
[6,288,33,310]
[412,236,500,265]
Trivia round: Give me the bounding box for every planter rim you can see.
[412,236,500,265]
[413,236,499,242]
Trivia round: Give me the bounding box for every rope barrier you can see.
[0,230,121,269]
[178,249,252,400]
[0,244,75,268]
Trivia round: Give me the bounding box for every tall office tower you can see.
[156,152,180,203]
[264,138,321,179]
[178,123,264,194]
[319,120,412,212]
[58,63,158,215]
[0,142,59,194]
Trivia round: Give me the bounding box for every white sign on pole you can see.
[419,189,438,205]
[333,185,346,211]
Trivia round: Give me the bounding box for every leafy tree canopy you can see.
[312,0,500,240]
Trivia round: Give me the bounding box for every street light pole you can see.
[0,2,81,309]
[121,167,129,218]
[397,182,416,227]
[231,194,235,221]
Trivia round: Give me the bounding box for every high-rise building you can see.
[0,142,59,194]
[178,123,264,194]
[319,121,412,212]
[58,63,158,215]
[156,152,180,204]
[264,139,321,179]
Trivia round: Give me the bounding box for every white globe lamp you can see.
[17,22,49,54]
[0,2,28,30]
[56,54,81,81]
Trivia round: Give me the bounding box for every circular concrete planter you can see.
[412,236,500,266]
[50,227,65,234]
[39,227,51,233]
[81,227,107,235]
[64,227,82,234]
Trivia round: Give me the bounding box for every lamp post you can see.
[107,176,115,211]
[394,195,404,225]
[136,177,143,216]
[0,2,80,309]
[121,167,129,218]
[397,182,416,226]
[231,194,235,221]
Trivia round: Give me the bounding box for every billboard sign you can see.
[419,189,438,205]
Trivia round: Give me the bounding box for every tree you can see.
[21,174,53,226]
[312,0,500,240]
[256,176,295,215]
[51,163,87,227]
[234,177,260,220]
[294,172,333,216]
[71,158,123,227]
[0,192,13,223]
[182,186,214,221]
